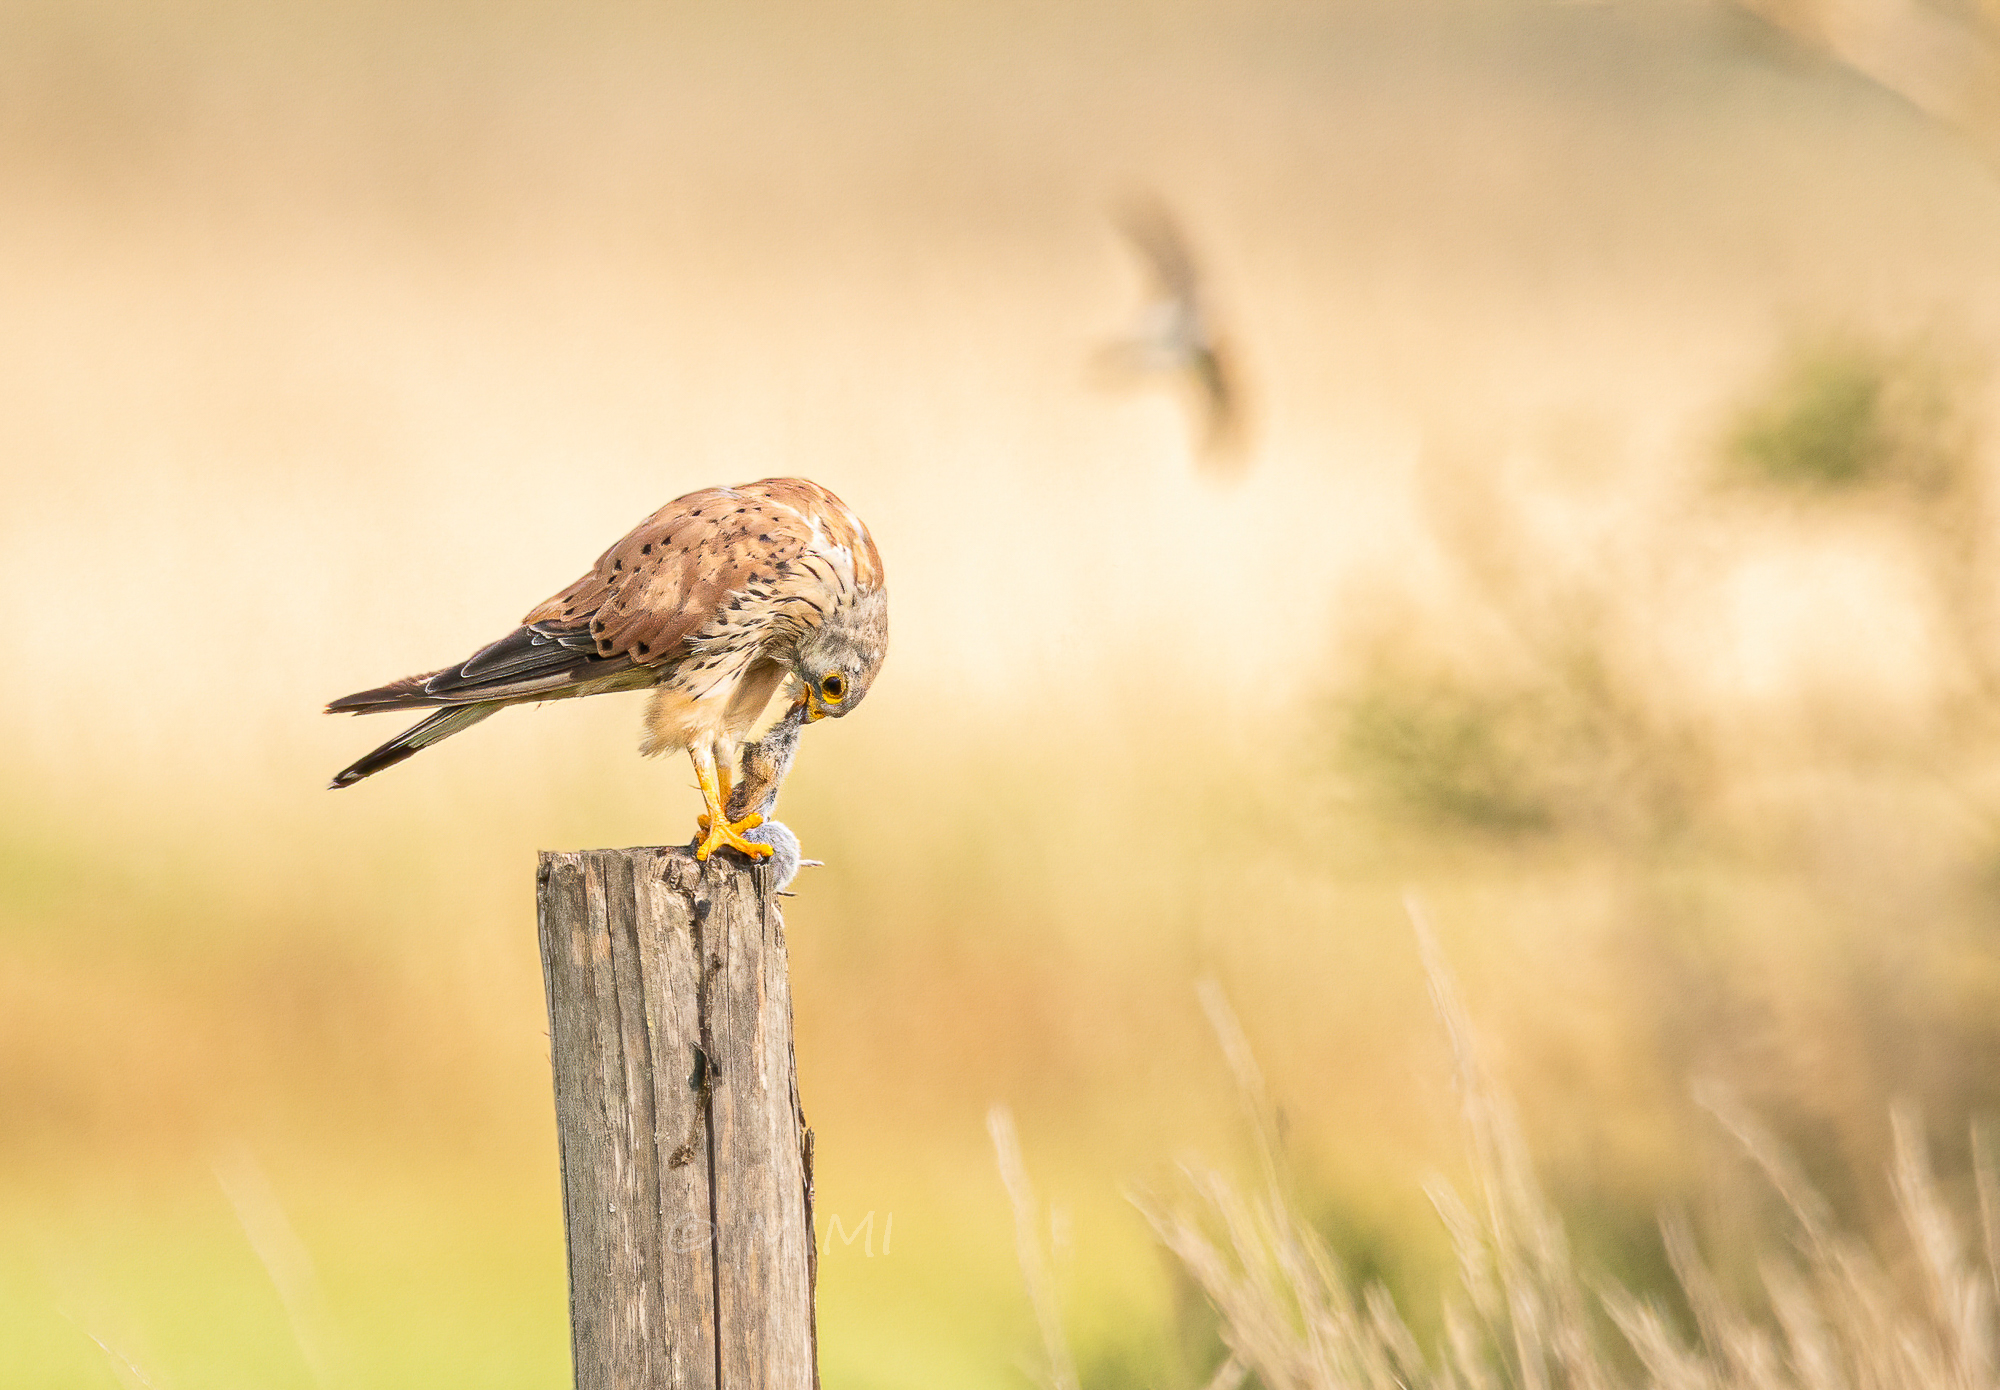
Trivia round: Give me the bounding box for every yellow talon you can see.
[689,744,772,861]
[693,810,772,861]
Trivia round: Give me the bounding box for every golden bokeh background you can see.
[5,0,2000,1385]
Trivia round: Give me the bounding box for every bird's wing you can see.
[522,481,843,664]
[328,477,878,717]
[1116,197,1202,300]
[1192,341,1246,460]
[325,622,636,713]
[417,622,633,701]
[757,477,883,588]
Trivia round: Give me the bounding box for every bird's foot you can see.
[692,811,774,862]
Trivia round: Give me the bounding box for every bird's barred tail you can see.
[328,704,500,789]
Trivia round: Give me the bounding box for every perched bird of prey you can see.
[727,695,821,892]
[1098,196,1247,471]
[326,476,887,863]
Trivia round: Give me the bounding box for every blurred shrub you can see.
[1339,677,1557,836]
[1725,334,1968,497]
[1729,339,1888,488]
[1723,329,2000,694]
[1335,642,1700,846]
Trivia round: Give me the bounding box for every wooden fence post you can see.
[536,846,818,1390]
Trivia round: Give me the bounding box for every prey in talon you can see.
[708,693,821,891]
[325,476,887,860]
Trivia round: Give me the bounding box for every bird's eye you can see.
[820,674,847,703]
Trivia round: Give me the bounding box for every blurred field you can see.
[5,0,2000,1386]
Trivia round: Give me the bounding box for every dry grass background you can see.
[4,0,2000,1386]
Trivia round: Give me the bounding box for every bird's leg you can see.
[695,759,732,833]
[689,743,771,861]
[694,750,746,833]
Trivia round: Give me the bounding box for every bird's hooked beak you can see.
[799,689,828,723]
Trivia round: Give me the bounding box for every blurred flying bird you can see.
[326,476,887,863]
[1097,196,1247,472]
[723,693,822,891]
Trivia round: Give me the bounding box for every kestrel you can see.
[1098,196,1247,471]
[326,476,887,862]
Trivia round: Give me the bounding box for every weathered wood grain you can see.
[537,847,816,1390]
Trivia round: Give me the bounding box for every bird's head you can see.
[794,587,887,722]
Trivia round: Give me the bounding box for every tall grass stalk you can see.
[1004,897,2000,1389]
[70,1318,164,1390]
[215,1151,342,1389]
[990,1103,1083,1390]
